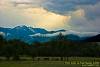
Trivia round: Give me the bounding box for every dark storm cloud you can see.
[42,0,100,15]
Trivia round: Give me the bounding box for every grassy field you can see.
[0,61,81,67]
[0,57,100,67]
[0,61,99,67]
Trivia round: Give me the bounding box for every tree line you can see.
[0,33,100,61]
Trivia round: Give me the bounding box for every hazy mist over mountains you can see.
[0,25,99,43]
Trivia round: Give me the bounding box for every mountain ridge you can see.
[0,25,99,43]
[85,34,100,42]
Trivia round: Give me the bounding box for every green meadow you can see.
[0,61,82,67]
[0,57,100,67]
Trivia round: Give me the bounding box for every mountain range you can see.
[0,25,99,43]
[85,34,100,42]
